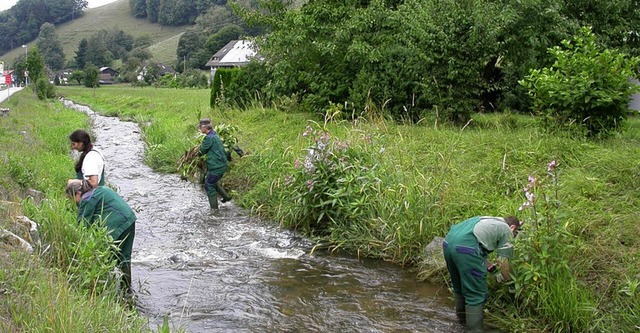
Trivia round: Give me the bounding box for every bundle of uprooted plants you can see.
[177,124,241,183]
[177,144,206,183]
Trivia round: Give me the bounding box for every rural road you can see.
[0,86,23,103]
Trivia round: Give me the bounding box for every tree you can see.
[83,64,100,88]
[70,70,84,85]
[35,22,65,70]
[74,38,88,69]
[85,30,114,67]
[129,0,148,18]
[25,46,46,96]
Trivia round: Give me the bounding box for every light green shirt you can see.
[473,216,514,258]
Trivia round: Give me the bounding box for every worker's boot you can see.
[207,195,219,209]
[214,183,232,203]
[465,304,484,333]
[454,293,466,324]
[120,262,132,295]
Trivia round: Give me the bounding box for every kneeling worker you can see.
[66,179,136,294]
[442,216,521,332]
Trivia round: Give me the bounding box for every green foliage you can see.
[210,63,271,107]
[83,64,99,88]
[0,0,87,53]
[36,23,65,71]
[242,0,512,123]
[521,27,640,138]
[276,124,382,235]
[56,86,640,332]
[495,161,598,331]
[35,78,56,100]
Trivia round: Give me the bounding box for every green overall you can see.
[443,216,487,306]
[77,187,136,272]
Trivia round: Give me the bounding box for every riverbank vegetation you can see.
[0,95,152,332]
[47,84,640,332]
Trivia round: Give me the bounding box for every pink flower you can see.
[294,159,301,169]
[547,160,557,172]
[306,180,315,190]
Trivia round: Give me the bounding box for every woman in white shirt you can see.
[69,129,105,188]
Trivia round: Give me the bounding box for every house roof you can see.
[205,40,259,68]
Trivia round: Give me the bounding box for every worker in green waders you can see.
[442,216,521,332]
[199,122,232,209]
[66,179,136,295]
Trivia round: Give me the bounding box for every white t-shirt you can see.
[82,150,105,184]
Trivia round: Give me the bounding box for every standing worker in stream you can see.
[199,121,232,209]
[199,118,244,161]
[66,179,136,295]
[69,129,105,188]
[442,216,521,332]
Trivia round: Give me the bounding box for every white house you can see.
[205,40,260,82]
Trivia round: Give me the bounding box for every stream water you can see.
[62,100,462,333]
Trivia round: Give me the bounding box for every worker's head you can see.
[200,123,213,134]
[199,118,212,132]
[65,179,92,204]
[69,129,92,152]
[504,216,522,237]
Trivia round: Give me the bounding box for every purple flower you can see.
[294,159,301,169]
[547,160,557,172]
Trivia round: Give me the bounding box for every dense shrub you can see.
[520,27,640,138]
[36,78,56,100]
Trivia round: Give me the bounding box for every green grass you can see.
[1,0,187,67]
[6,85,640,332]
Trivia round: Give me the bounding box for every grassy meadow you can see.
[1,85,639,332]
[1,0,186,66]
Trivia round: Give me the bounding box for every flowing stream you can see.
[63,100,462,333]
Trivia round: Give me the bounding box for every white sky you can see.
[0,0,119,12]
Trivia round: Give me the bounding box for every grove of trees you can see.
[0,0,88,54]
[225,0,640,137]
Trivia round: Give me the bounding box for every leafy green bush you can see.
[36,78,56,100]
[520,27,640,138]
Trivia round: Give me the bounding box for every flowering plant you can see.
[281,125,381,235]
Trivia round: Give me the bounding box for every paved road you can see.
[0,86,24,103]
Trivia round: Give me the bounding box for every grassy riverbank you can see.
[2,85,639,332]
[0,92,151,332]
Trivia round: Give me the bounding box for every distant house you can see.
[136,63,177,82]
[205,40,260,81]
[99,67,119,84]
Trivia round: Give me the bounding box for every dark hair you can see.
[69,130,93,173]
[504,216,521,236]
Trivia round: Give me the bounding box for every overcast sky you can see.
[0,0,119,12]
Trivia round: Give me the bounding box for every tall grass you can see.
[0,90,150,332]
[56,85,640,332]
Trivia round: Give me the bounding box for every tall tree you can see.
[74,38,88,69]
[35,23,65,70]
[147,0,159,23]
[129,0,148,18]
[85,30,114,67]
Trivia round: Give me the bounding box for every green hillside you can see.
[0,0,187,68]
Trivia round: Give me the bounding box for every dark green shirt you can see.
[199,131,228,175]
[77,186,136,240]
